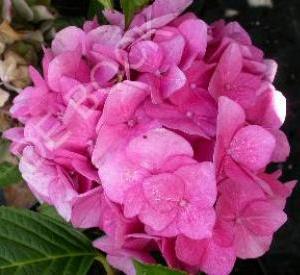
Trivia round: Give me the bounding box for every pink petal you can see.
[175,235,206,266]
[161,66,187,98]
[52,26,85,55]
[178,204,216,239]
[71,187,103,228]
[175,162,217,207]
[269,129,290,163]
[47,51,90,92]
[154,27,185,71]
[99,81,149,125]
[126,128,193,171]
[234,226,273,259]
[143,173,185,212]
[214,97,245,176]
[179,19,207,66]
[209,43,243,99]
[229,125,276,171]
[98,150,149,204]
[19,146,53,203]
[241,200,287,236]
[103,9,125,29]
[124,185,144,218]
[92,59,119,86]
[129,41,163,73]
[140,205,178,232]
[49,168,77,221]
[200,240,236,275]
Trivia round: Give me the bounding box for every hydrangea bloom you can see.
[4,0,296,274]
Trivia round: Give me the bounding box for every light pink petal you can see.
[229,125,276,171]
[71,187,103,228]
[151,0,193,19]
[178,204,216,240]
[247,86,286,129]
[85,25,123,53]
[129,41,163,73]
[130,0,193,29]
[19,146,53,203]
[52,26,85,55]
[47,51,90,92]
[126,128,193,171]
[241,200,287,236]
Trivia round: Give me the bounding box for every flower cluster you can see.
[4,0,296,274]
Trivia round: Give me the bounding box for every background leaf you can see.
[120,0,151,27]
[0,162,22,188]
[0,207,98,275]
[88,0,113,19]
[134,261,186,275]
[38,204,65,222]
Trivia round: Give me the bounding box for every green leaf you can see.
[0,162,22,188]
[53,16,85,31]
[120,0,152,27]
[98,0,113,9]
[88,0,113,19]
[0,207,98,275]
[38,204,65,222]
[134,261,187,275]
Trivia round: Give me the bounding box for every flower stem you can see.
[95,254,115,275]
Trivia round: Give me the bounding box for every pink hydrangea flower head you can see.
[4,0,295,274]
